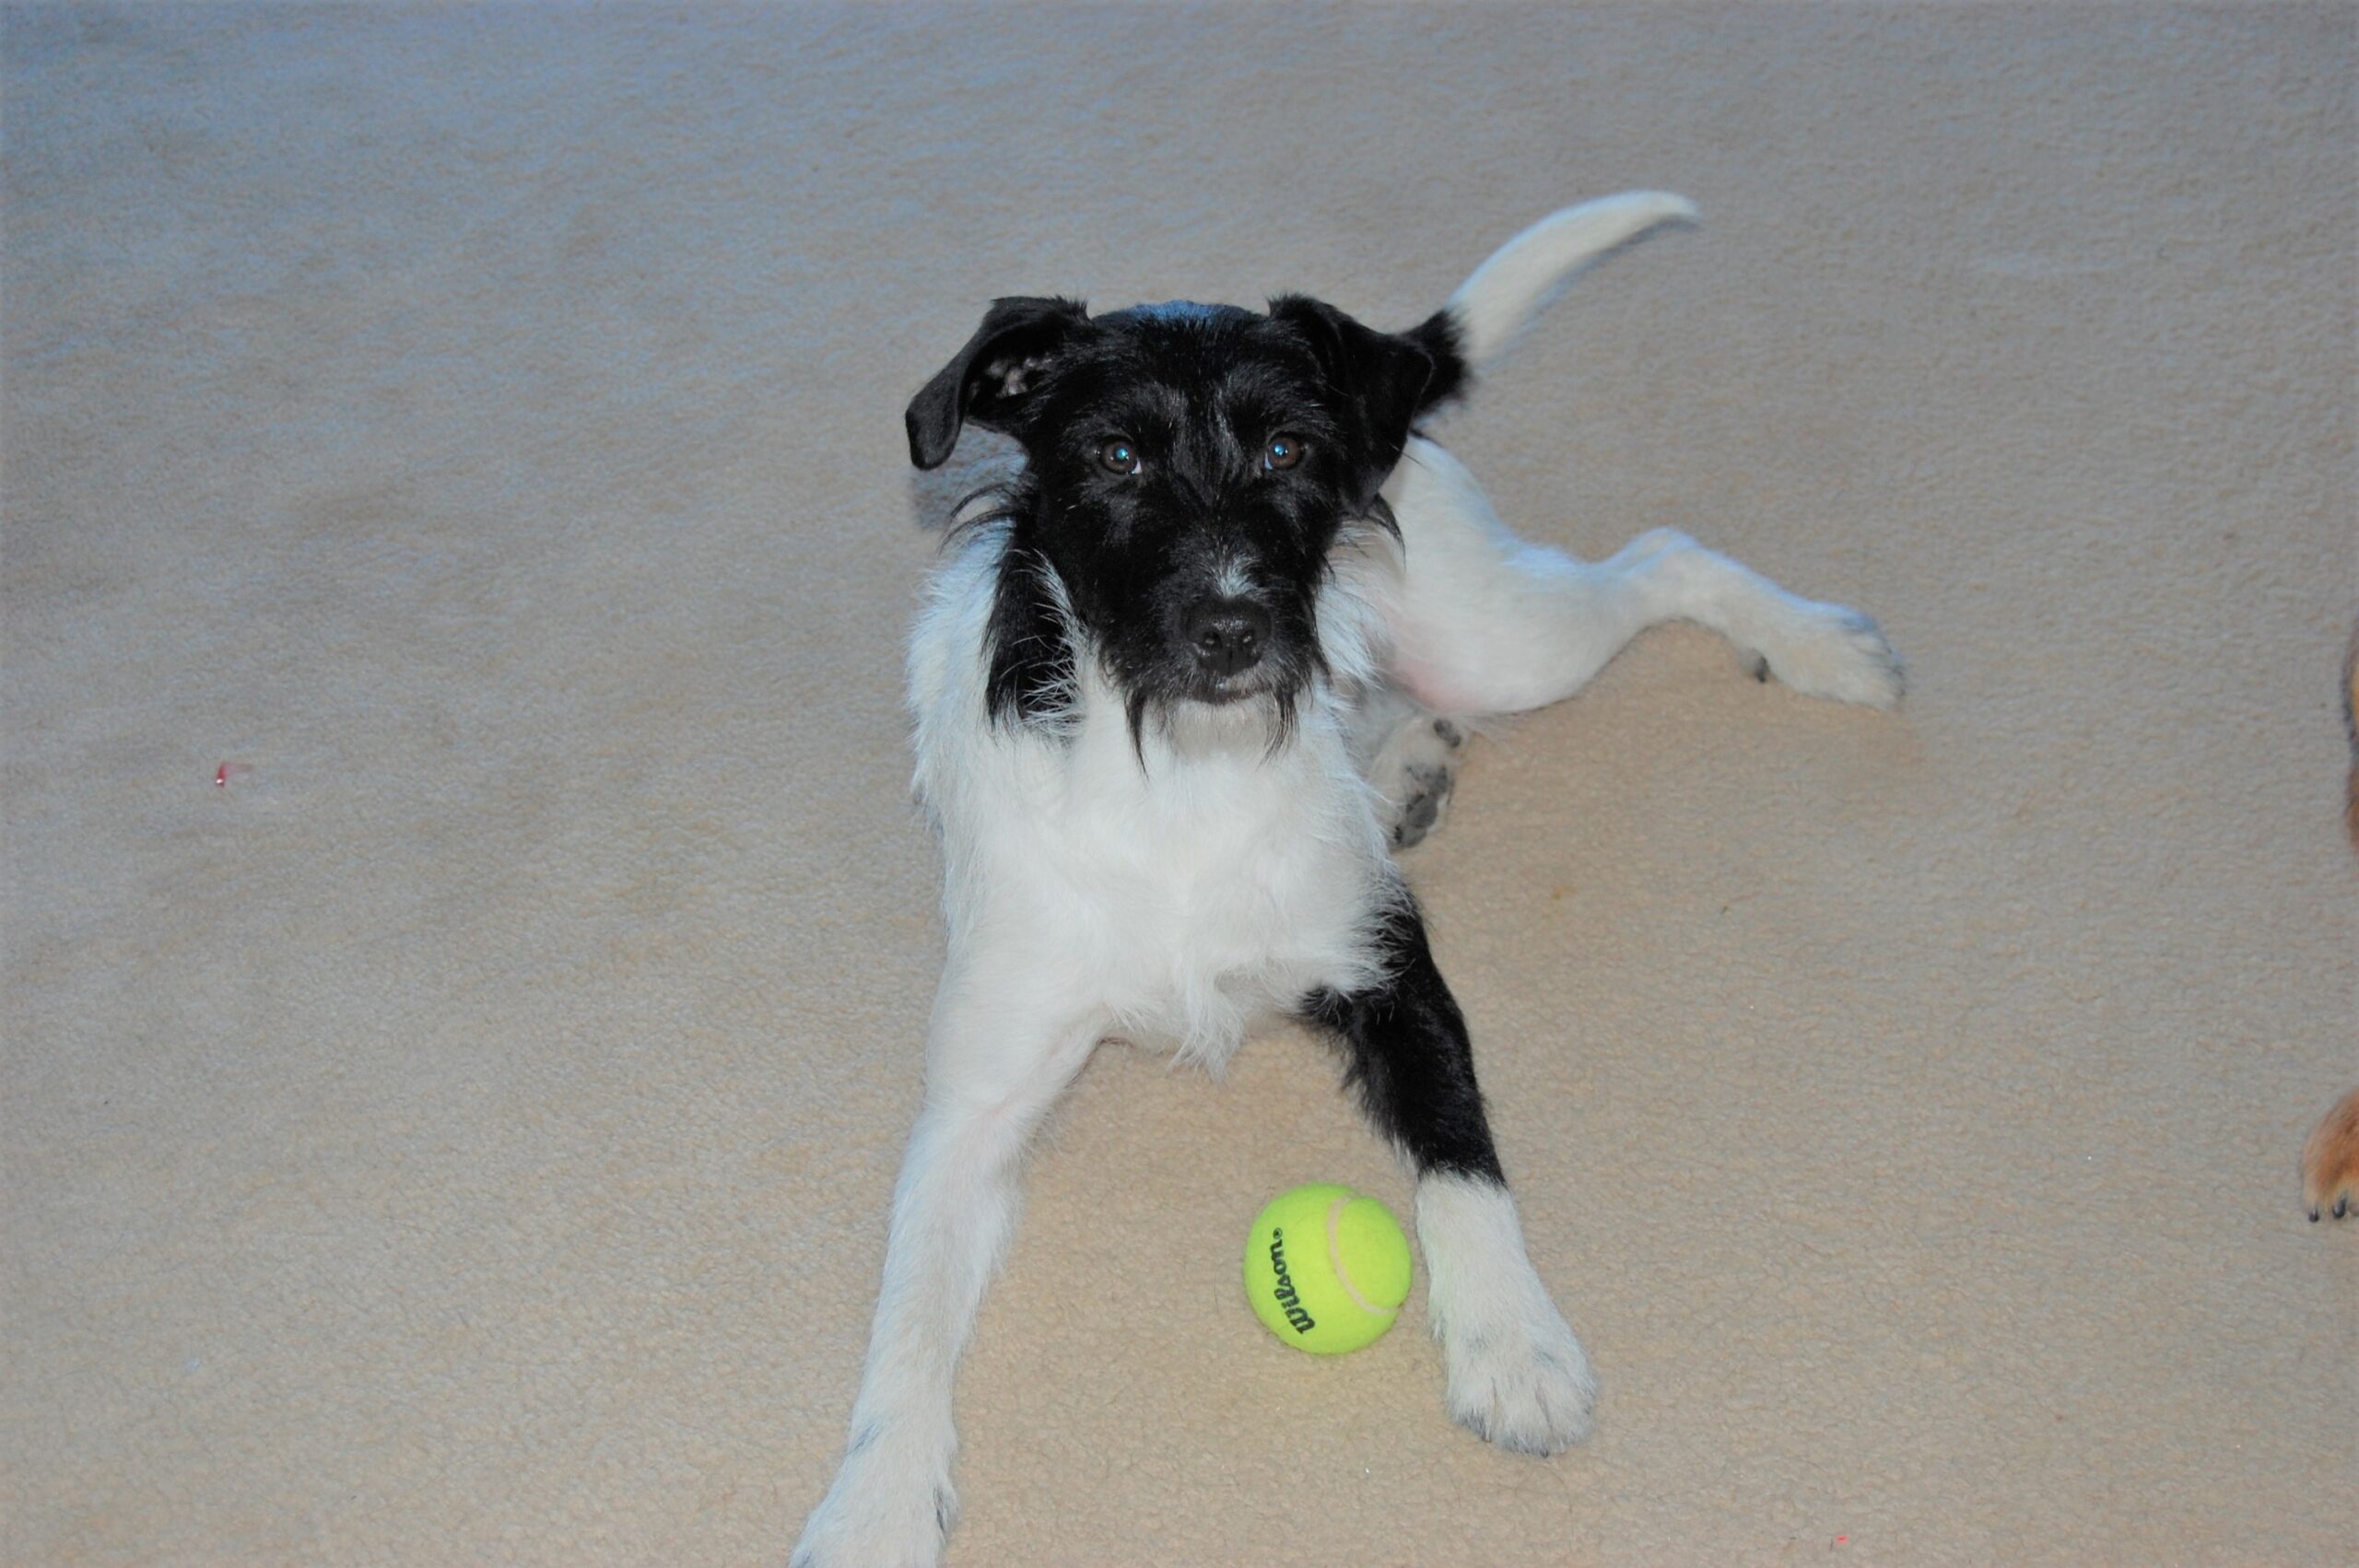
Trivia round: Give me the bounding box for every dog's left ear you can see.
[1268,295,1456,498]
[906,296,1091,469]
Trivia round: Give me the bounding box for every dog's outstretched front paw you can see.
[792,1442,955,1568]
[1419,1173,1598,1454]
[1743,602,1906,711]
[2302,1088,2359,1223]
[1439,1295,1599,1454]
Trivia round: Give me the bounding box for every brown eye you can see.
[1262,434,1306,472]
[1097,438,1141,475]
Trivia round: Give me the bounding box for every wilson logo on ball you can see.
[1266,1228,1316,1333]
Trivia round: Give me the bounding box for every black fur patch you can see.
[1299,893,1508,1184]
[981,527,1078,728]
[909,291,1469,746]
[1402,308,1471,416]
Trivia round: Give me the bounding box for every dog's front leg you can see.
[1304,896,1598,1454]
[794,970,1100,1568]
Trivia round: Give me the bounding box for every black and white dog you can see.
[795,193,1902,1565]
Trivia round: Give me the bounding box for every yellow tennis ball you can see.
[1243,1184,1413,1354]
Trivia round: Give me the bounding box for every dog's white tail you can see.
[1445,192,1699,369]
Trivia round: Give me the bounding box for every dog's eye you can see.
[1097,438,1142,476]
[1262,434,1307,473]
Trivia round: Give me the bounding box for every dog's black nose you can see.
[1184,596,1272,678]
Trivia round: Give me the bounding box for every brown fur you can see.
[2302,1088,2359,1223]
[2298,623,2359,1222]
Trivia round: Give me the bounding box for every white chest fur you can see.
[907,526,1398,1067]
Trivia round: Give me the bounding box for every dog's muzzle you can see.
[1183,595,1273,679]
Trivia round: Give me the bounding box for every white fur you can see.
[795,193,1902,1567]
[1359,439,1907,718]
[908,522,1401,1073]
[798,533,1402,1566]
[1446,191,1701,369]
[1418,1172,1600,1452]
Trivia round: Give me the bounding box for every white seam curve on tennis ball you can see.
[1326,1193,1394,1317]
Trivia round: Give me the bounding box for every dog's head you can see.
[908,294,1463,743]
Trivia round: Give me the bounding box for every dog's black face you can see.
[908,293,1464,743]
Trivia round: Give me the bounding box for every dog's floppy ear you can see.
[1268,295,1461,497]
[905,296,1091,469]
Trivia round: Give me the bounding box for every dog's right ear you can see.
[905,296,1091,469]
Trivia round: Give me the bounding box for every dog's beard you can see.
[1121,674,1307,762]
[1102,618,1323,760]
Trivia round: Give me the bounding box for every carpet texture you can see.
[5,5,2353,1563]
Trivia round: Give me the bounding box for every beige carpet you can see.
[6,5,2353,1563]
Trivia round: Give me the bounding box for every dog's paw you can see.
[1438,1293,1599,1455]
[1373,716,1468,849]
[1418,1174,1599,1454]
[2302,1088,2359,1223]
[792,1441,955,1568]
[1742,601,1906,711]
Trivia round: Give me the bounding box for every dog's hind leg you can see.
[1346,683,1471,849]
[1369,439,1904,719]
[794,974,1101,1568]
[1301,895,1598,1453]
